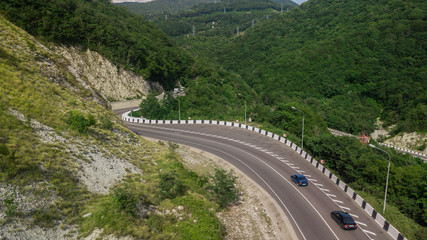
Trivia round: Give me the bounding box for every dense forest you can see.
[118,0,214,15]
[142,0,426,135]
[217,0,426,135]
[150,0,288,37]
[118,0,296,16]
[0,0,195,90]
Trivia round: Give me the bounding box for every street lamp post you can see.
[291,106,304,149]
[369,144,391,213]
[130,100,133,117]
[178,98,181,121]
[238,94,247,125]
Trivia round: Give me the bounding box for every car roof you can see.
[332,211,354,218]
[332,211,347,215]
[295,174,305,177]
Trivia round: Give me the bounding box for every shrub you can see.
[159,170,186,200]
[207,168,239,208]
[113,186,138,217]
[66,110,95,133]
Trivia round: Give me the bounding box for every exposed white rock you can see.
[55,46,161,102]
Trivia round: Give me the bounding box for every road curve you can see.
[116,109,393,240]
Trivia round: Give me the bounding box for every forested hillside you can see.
[118,0,213,15]
[153,0,289,37]
[0,13,238,239]
[118,0,297,16]
[0,0,194,90]
[217,0,426,135]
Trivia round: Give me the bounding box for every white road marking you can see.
[326,193,337,198]
[332,199,344,204]
[355,221,367,227]
[319,187,329,191]
[340,206,351,211]
[161,134,340,240]
[349,213,359,218]
[362,229,377,236]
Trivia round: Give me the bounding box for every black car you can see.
[330,211,358,230]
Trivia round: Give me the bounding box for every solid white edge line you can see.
[138,128,341,240]
[133,124,377,240]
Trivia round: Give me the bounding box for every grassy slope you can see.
[0,15,223,239]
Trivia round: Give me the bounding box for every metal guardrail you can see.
[123,112,408,240]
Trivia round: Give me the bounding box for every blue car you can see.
[291,174,308,186]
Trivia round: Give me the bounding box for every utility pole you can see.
[252,19,254,27]
[192,25,195,36]
[236,26,239,35]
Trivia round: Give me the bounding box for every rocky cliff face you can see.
[56,46,162,103]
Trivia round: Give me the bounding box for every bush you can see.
[207,168,239,208]
[113,185,139,217]
[159,170,186,200]
[66,110,95,133]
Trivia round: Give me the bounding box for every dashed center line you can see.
[362,229,377,236]
[340,206,351,211]
[356,221,367,227]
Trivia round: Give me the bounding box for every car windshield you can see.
[298,176,307,180]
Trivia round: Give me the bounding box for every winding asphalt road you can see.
[115,109,393,240]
